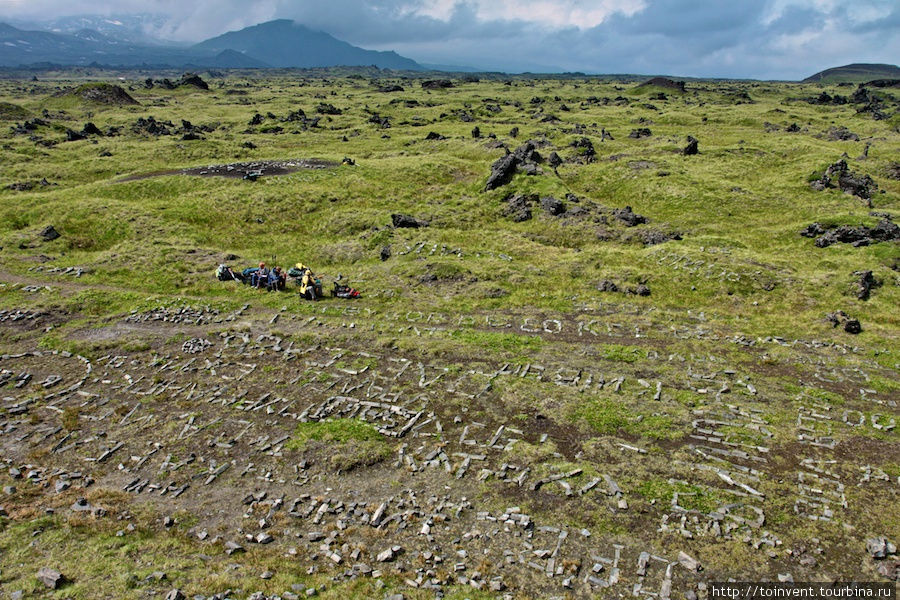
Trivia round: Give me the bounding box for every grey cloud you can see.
[0,0,897,78]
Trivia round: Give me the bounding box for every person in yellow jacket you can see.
[296,263,322,300]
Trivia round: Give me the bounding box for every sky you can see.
[0,0,898,78]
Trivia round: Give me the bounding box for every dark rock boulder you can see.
[887,162,900,180]
[548,151,562,168]
[422,79,453,90]
[629,128,652,138]
[40,225,60,241]
[503,194,536,222]
[628,284,651,296]
[682,135,699,155]
[800,223,826,238]
[540,196,565,216]
[811,219,900,247]
[65,128,86,142]
[81,122,102,136]
[570,137,596,163]
[391,214,428,229]
[827,126,859,141]
[614,206,647,227]
[380,246,391,261]
[844,318,862,334]
[316,103,342,115]
[597,280,619,293]
[854,270,879,300]
[424,131,446,140]
[810,159,877,200]
[639,229,681,245]
[377,85,404,93]
[485,152,519,191]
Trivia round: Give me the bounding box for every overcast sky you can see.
[1,0,898,77]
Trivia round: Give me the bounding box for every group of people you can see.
[248,262,286,291]
[216,261,324,300]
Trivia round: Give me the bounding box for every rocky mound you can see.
[0,101,30,120]
[865,79,900,88]
[801,219,899,247]
[56,83,139,105]
[178,73,209,90]
[485,141,546,191]
[422,79,453,90]
[635,77,686,92]
[809,159,876,201]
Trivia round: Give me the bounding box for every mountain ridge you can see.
[802,63,900,84]
[0,19,422,70]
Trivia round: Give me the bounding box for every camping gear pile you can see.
[216,263,359,300]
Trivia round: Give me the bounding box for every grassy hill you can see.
[802,62,900,84]
[0,70,897,600]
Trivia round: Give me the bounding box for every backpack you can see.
[333,282,360,299]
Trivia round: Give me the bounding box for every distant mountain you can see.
[206,49,271,69]
[802,63,900,84]
[192,20,422,70]
[0,19,422,71]
[0,22,195,66]
[9,14,175,46]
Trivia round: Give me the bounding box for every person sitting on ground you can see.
[268,266,286,291]
[298,264,320,300]
[216,264,244,282]
[253,262,268,289]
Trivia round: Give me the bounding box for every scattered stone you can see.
[255,532,273,544]
[165,590,186,600]
[380,245,392,261]
[424,131,445,141]
[629,128,652,138]
[866,537,897,559]
[677,551,702,572]
[225,541,245,555]
[37,567,65,589]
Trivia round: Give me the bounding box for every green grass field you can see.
[0,68,897,599]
